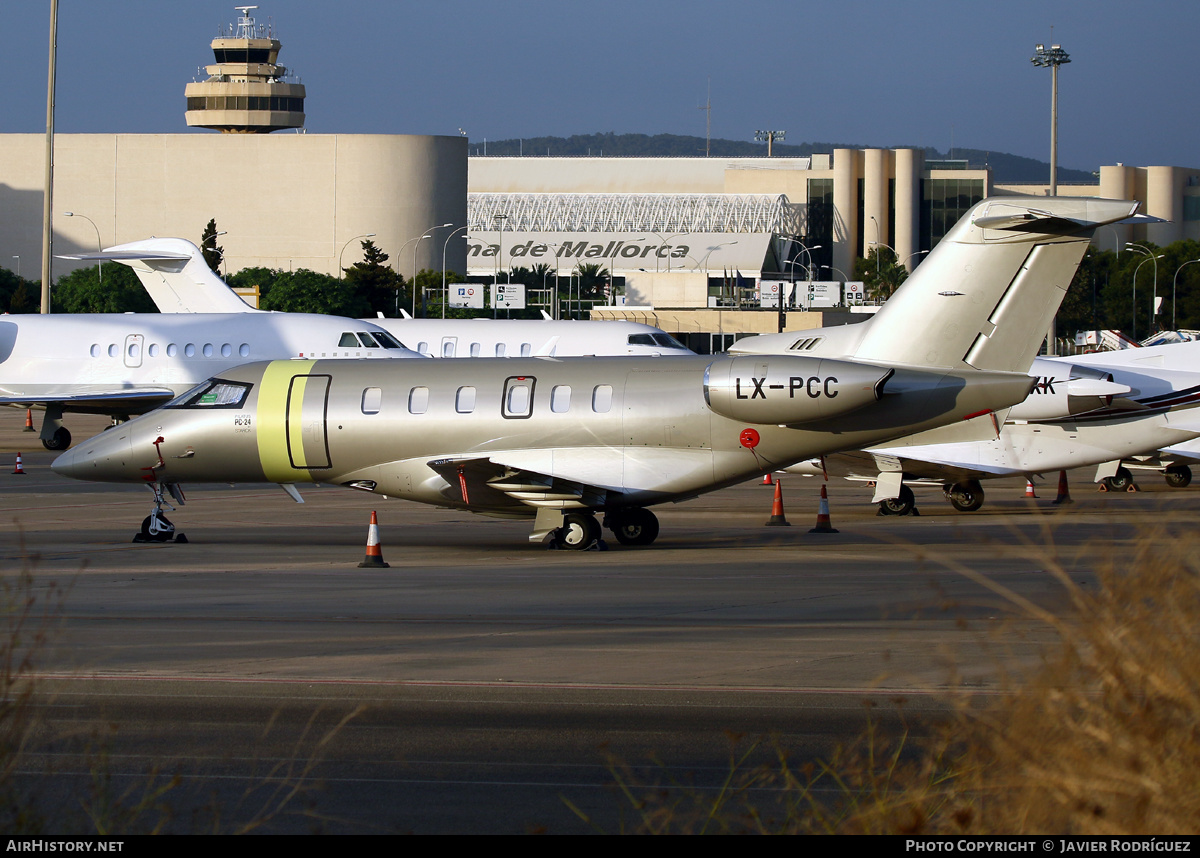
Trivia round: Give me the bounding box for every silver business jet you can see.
[52,196,1139,547]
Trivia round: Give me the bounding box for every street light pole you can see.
[441,226,469,319]
[1127,243,1162,339]
[1173,259,1200,331]
[338,233,376,280]
[63,211,102,283]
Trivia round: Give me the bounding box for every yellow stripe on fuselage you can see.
[257,360,317,483]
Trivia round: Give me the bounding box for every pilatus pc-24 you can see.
[53,197,1138,548]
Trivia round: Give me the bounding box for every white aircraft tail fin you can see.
[851,197,1140,373]
[60,238,257,314]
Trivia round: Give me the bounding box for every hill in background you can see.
[470,132,1097,185]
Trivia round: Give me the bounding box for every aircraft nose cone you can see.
[51,427,136,482]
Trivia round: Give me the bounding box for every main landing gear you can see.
[946,480,985,512]
[133,483,188,544]
[541,507,661,550]
[1102,466,1134,492]
[877,485,917,516]
[42,426,71,451]
[1164,465,1192,488]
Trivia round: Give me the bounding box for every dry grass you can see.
[576,523,1200,834]
[0,539,356,834]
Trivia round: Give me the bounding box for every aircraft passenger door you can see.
[285,374,332,470]
[123,334,144,368]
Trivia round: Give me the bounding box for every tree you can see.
[225,266,277,309]
[413,268,467,317]
[53,262,157,314]
[573,263,609,302]
[0,267,37,314]
[258,269,369,317]
[853,247,908,302]
[200,219,224,276]
[343,240,405,317]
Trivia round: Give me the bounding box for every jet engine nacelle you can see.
[704,355,891,425]
[1008,360,1129,421]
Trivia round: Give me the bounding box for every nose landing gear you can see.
[133,483,188,543]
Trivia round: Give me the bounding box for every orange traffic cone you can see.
[23,409,34,432]
[1051,470,1072,505]
[761,472,773,485]
[12,453,24,475]
[764,479,791,526]
[808,483,840,533]
[1025,479,1038,499]
[357,510,390,568]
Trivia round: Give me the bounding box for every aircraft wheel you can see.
[1104,467,1133,491]
[558,513,601,551]
[42,427,71,451]
[1165,465,1192,488]
[948,481,985,512]
[879,485,914,516]
[136,514,175,543]
[607,508,660,546]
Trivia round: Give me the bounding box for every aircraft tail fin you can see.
[59,238,257,314]
[851,197,1140,373]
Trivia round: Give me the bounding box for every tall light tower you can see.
[755,129,786,158]
[1031,42,1070,196]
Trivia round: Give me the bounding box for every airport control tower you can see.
[184,6,305,133]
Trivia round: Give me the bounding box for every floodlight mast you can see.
[1031,43,1071,196]
[754,129,786,157]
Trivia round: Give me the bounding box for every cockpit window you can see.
[371,331,407,349]
[165,379,251,409]
[339,333,358,348]
[356,332,382,348]
[629,332,688,350]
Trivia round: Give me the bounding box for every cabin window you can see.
[495,343,506,357]
[470,343,480,357]
[185,344,195,357]
[520,343,532,357]
[90,344,100,358]
[417,342,430,356]
[127,343,140,359]
[203,343,214,357]
[592,385,613,413]
[456,386,476,413]
[442,340,456,358]
[221,343,232,357]
[339,333,358,348]
[147,343,159,358]
[502,376,535,419]
[408,386,429,414]
[361,387,382,415]
[108,344,118,358]
[239,344,250,357]
[167,343,178,357]
[551,385,571,413]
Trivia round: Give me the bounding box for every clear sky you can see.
[2,0,1195,171]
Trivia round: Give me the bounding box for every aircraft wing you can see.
[0,388,176,414]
